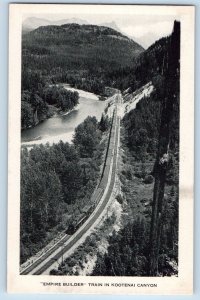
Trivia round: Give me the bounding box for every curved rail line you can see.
[20,93,121,275]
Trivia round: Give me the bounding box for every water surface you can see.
[21,85,107,146]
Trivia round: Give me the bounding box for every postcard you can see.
[7,3,194,294]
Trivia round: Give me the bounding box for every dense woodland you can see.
[22,24,143,97]
[20,116,109,263]
[92,205,178,277]
[21,24,144,130]
[21,21,180,276]
[92,21,180,277]
[21,78,79,129]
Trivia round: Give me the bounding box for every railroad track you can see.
[20,93,121,275]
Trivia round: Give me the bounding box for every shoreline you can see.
[21,84,108,148]
[62,83,100,101]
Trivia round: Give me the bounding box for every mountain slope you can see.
[122,24,180,156]
[99,21,121,32]
[22,23,144,94]
[22,23,143,72]
[105,33,171,92]
[22,17,89,32]
[91,21,180,277]
[22,17,51,32]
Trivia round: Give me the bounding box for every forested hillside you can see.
[23,24,143,72]
[92,21,180,277]
[22,24,143,95]
[20,18,180,277]
[20,116,108,263]
[106,35,171,91]
[123,22,179,166]
[21,23,143,130]
[21,85,79,129]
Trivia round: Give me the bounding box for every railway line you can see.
[20,92,122,275]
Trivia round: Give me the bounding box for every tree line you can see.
[21,23,143,98]
[21,75,79,129]
[20,116,109,263]
[21,20,180,277]
[92,21,180,277]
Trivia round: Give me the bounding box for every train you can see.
[65,98,119,235]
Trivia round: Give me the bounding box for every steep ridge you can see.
[122,22,179,157]
[22,17,89,32]
[91,21,180,277]
[106,34,171,92]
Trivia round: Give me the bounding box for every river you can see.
[21,84,108,146]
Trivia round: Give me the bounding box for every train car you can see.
[96,187,104,203]
[65,213,88,235]
[99,166,110,189]
[99,177,106,190]
[92,187,104,204]
[65,106,119,237]
[65,187,104,236]
[82,203,94,216]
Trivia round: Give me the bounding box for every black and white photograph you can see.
[7,3,194,295]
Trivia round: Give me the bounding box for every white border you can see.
[7,4,194,295]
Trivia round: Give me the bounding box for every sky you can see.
[23,13,180,48]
